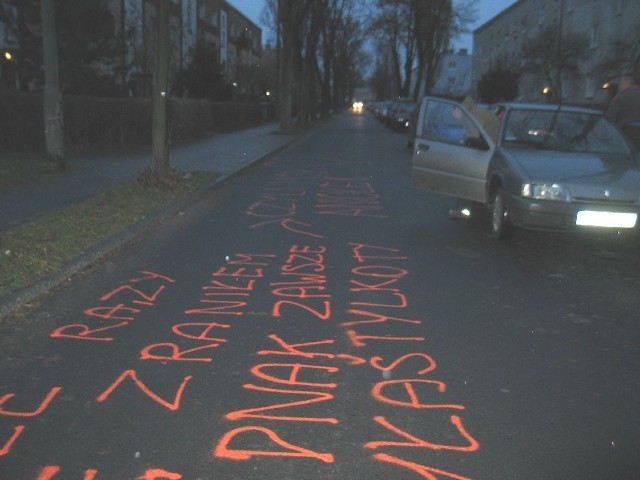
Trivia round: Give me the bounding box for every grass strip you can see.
[0,171,218,295]
[0,155,57,193]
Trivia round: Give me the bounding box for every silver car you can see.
[411,97,640,239]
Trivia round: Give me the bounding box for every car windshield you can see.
[397,103,416,113]
[502,109,632,154]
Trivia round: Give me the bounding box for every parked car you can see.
[411,96,640,239]
[387,101,416,131]
[372,100,393,122]
[406,106,419,148]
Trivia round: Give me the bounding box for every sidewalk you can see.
[0,123,299,318]
[1,122,297,232]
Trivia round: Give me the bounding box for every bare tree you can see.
[332,12,366,108]
[298,0,323,127]
[596,25,640,83]
[412,0,455,100]
[477,64,519,103]
[367,0,474,101]
[319,0,346,118]
[369,47,394,99]
[276,0,305,133]
[369,0,412,97]
[271,0,365,131]
[521,24,590,102]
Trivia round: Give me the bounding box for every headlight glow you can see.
[522,183,571,202]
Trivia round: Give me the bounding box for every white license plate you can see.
[576,211,638,228]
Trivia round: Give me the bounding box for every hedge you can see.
[0,91,269,154]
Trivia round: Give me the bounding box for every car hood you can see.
[504,148,640,202]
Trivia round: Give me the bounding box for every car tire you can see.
[490,187,511,240]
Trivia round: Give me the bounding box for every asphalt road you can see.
[1,111,639,480]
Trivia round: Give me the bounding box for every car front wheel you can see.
[490,187,511,240]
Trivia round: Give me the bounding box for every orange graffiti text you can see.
[50,271,175,342]
[271,245,331,321]
[316,176,387,218]
[214,426,334,463]
[97,370,192,411]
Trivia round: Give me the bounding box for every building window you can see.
[585,77,596,99]
[590,24,599,49]
[220,10,228,66]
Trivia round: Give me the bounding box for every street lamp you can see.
[2,50,19,90]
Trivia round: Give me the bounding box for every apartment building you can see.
[431,48,472,99]
[0,2,19,90]
[109,0,262,95]
[0,0,262,95]
[472,0,640,104]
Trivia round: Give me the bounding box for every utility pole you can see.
[41,0,65,171]
[152,0,170,179]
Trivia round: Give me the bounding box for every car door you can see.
[411,97,495,203]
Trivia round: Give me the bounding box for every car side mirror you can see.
[464,136,490,151]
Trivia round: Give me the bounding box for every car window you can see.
[399,103,416,114]
[503,109,632,154]
[420,101,481,146]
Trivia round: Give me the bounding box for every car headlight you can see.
[521,183,571,202]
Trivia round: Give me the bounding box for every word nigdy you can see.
[246,170,388,238]
[246,170,324,238]
[316,176,387,218]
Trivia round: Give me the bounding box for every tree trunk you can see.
[321,26,333,118]
[41,0,64,171]
[278,0,294,133]
[152,0,170,178]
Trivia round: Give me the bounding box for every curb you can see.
[0,125,311,321]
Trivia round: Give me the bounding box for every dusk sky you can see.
[227,0,518,51]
